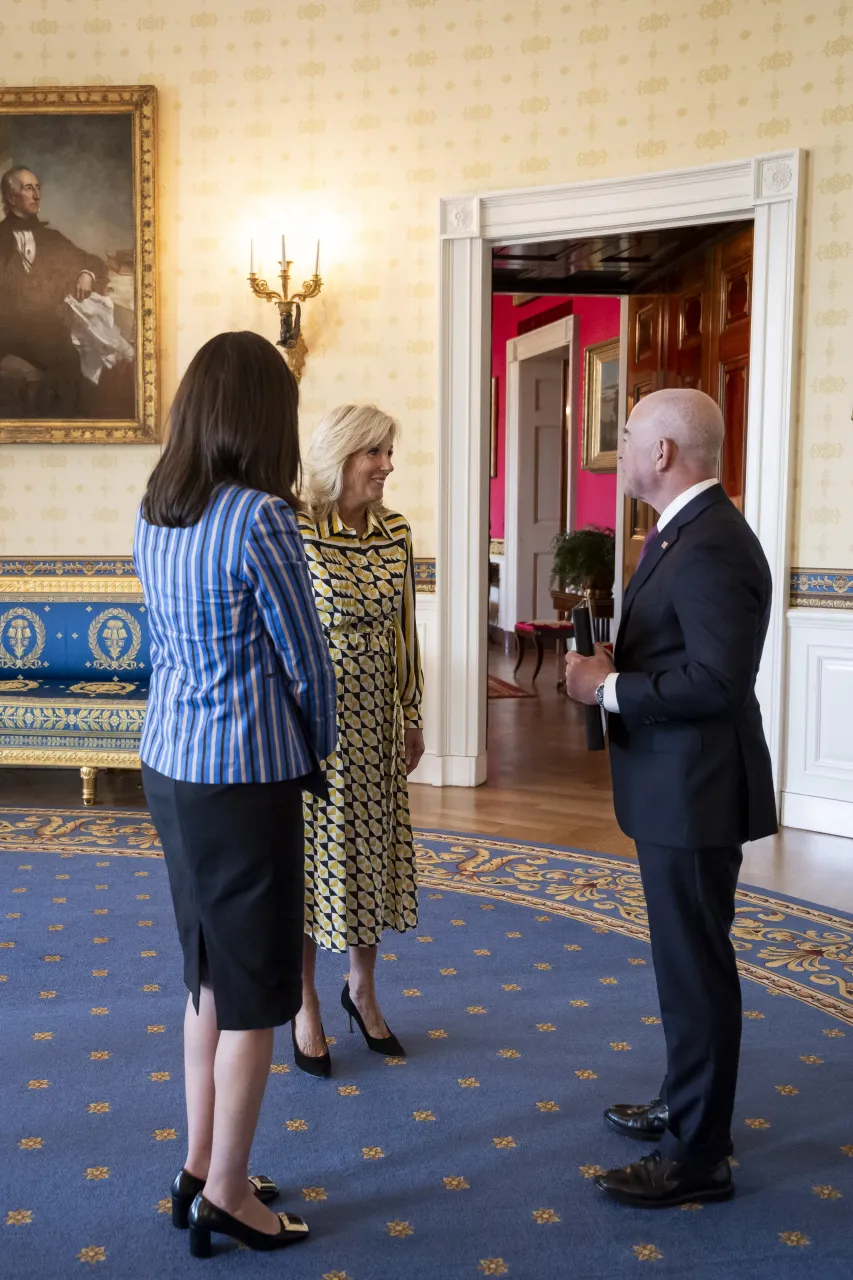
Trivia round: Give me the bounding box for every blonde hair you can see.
[302,403,400,521]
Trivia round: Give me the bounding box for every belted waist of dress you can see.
[324,618,396,650]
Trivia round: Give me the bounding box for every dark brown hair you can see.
[142,331,302,527]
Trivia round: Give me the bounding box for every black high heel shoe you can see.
[170,1170,279,1230]
[188,1193,309,1258]
[291,1018,332,1078]
[341,981,405,1057]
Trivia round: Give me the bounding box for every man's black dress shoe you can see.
[170,1170,279,1229]
[604,1097,669,1141]
[594,1151,734,1208]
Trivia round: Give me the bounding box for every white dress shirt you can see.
[602,478,719,714]
[12,226,95,287]
[13,228,36,273]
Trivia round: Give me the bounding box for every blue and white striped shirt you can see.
[133,484,337,784]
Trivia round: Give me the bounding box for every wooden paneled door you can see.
[623,295,664,581]
[621,223,754,588]
[712,227,752,511]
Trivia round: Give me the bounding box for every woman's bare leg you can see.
[348,943,391,1039]
[201,1026,281,1234]
[183,986,219,1179]
[293,934,327,1057]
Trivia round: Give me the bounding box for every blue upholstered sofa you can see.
[0,558,149,805]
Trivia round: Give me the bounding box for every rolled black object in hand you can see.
[571,603,605,751]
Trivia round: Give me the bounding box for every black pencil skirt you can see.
[141,762,306,1032]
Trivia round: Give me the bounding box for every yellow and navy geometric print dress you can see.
[298,506,424,953]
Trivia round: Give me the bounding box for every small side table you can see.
[514,620,575,686]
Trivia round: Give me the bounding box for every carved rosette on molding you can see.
[440,196,481,239]
[754,151,797,203]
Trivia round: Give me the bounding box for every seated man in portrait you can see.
[0,165,106,417]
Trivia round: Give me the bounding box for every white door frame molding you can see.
[434,151,804,791]
[501,314,579,633]
[612,296,631,638]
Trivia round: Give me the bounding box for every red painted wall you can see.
[490,294,621,539]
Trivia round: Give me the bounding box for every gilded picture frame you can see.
[0,86,158,444]
[582,337,620,473]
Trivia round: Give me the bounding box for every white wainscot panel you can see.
[782,609,853,837]
[408,593,442,786]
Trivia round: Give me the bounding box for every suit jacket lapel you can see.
[616,527,680,648]
[616,484,729,649]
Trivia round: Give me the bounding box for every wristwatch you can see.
[595,682,606,709]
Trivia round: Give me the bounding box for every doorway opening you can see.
[482,218,757,808]
[432,153,801,799]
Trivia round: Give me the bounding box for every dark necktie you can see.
[636,523,659,567]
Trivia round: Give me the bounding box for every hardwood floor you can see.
[412,648,634,857]
[409,647,853,915]
[3,645,853,913]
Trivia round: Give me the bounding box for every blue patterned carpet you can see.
[1,807,852,1279]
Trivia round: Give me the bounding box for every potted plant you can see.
[550,524,615,598]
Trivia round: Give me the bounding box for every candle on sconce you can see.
[247,225,324,378]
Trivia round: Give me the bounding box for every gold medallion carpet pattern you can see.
[1,808,851,1025]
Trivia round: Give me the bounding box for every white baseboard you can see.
[408,752,442,787]
[409,752,487,788]
[781,791,853,840]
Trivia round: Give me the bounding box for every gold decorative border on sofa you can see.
[0,748,140,768]
[0,694,146,731]
[0,556,143,597]
[0,557,439,594]
[0,577,144,599]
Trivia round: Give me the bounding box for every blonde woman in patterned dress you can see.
[292,404,424,1076]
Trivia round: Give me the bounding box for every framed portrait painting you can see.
[582,337,620,473]
[0,86,157,443]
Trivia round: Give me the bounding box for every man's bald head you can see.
[619,389,724,507]
[632,389,724,469]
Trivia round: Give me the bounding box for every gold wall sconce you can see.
[248,236,323,382]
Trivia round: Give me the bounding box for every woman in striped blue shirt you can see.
[134,331,337,1258]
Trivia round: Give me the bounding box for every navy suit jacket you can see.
[609,484,778,849]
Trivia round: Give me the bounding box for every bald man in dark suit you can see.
[565,389,777,1208]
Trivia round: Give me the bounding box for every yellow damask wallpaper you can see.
[0,0,850,568]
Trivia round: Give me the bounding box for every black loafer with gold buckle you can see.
[188,1193,310,1257]
[170,1170,279,1229]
